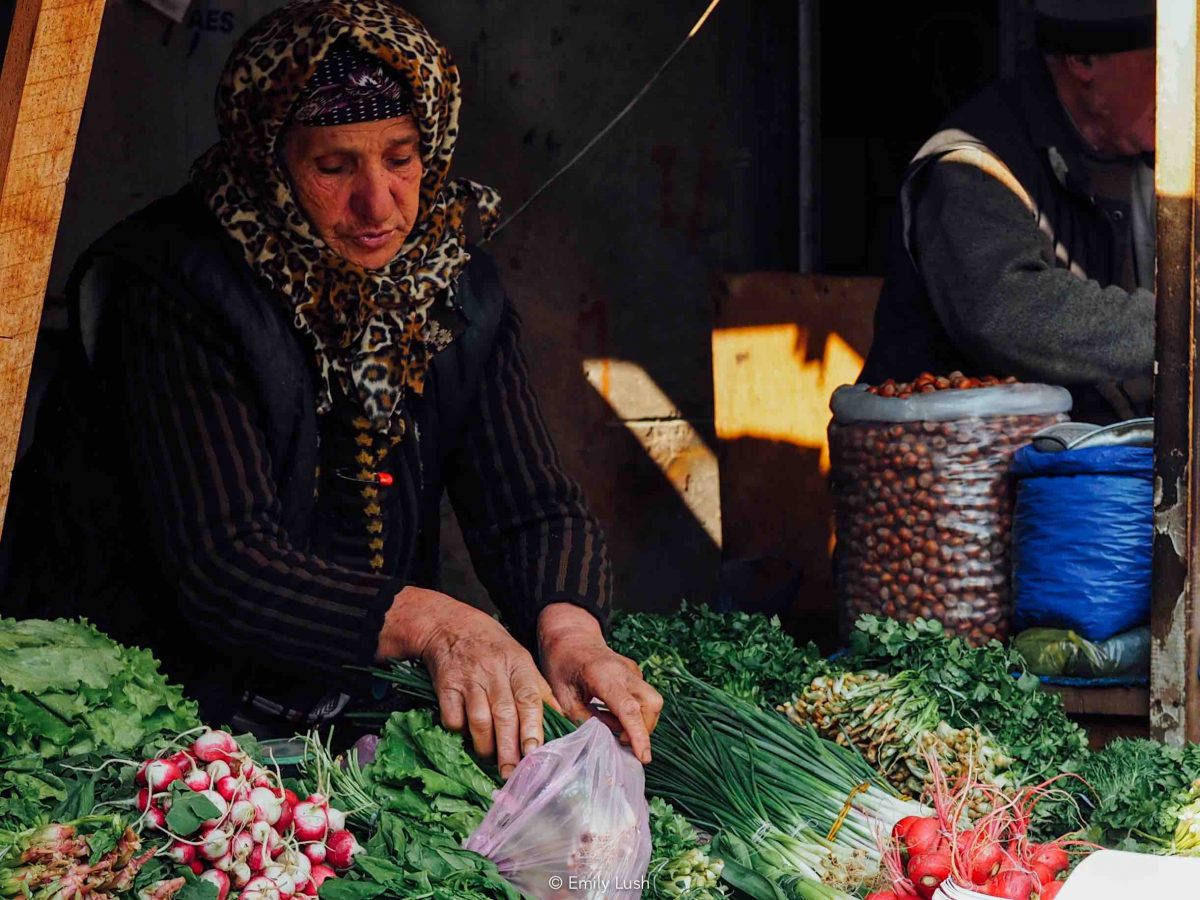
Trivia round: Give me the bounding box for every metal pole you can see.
[1150,0,1200,744]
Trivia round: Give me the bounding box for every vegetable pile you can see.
[0,618,199,832]
[128,728,358,900]
[0,816,155,900]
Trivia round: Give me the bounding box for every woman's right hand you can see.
[376,586,557,779]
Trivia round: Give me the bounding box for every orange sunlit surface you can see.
[712,323,864,473]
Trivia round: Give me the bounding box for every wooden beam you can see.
[0,0,106,529]
[1151,0,1200,744]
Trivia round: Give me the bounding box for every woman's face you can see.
[281,115,423,269]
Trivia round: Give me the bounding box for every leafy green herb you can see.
[841,616,1088,782]
[610,602,822,706]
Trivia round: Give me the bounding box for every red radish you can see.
[193,731,240,763]
[251,821,273,845]
[207,760,233,782]
[143,759,183,792]
[240,761,259,780]
[1029,863,1056,886]
[265,866,296,899]
[292,802,328,842]
[231,832,254,861]
[184,770,212,792]
[302,843,326,866]
[189,860,205,876]
[146,807,166,829]
[248,843,267,873]
[908,850,952,900]
[1028,845,1069,878]
[253,774,273,790]
[267,830,286,859]
[232,862,253,889]
[306,793,328,807]
[171,751,196,774]
[283,789,300,806]
[215,776,241,803]
[289,852,312,887]
[325,806,346,833]
[200,828,230,862]
[167,841,196,865]
[308,864,337,891]
[136,788,153,812]
[274,799,294,834]
[983,869,1040,899]
[212,851,236,873]
[900,817,943,859]
[1039,883,1063,899]
[865,894,901,900]
[966,839,1005,885]
[230,799,256,827]
[241,876,281,900]
[200,870,231,900]
[324,831,362,870]
[250,787,282,825]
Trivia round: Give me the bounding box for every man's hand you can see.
[376,587,556,779]
[537,603,663,764]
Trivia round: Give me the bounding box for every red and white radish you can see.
[193,731,240,764]
[207,760,233,782]
[274,798,294,834]
[325,806,346,833]
[231,862,254,890]
[241,876,281,900]
[199,870,230,900]
[251,821,273,846]
[143,759,183,793]
[184,770,212,793]
[211,850,236,873]
[231,831,254,862]
[200,828,230,862]
[136,788,153,813]
[292,802,327,843]
[189,860,206,876]
[301,843,326,866]
[230,799,256,828]
[167,841,196,865]
[145,808,166,830]
[324,831,362,870]
[170,751,195,774]
[250,787,282,825]
[308,864,337,891]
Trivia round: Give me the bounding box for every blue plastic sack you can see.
[1010,445,1153,642]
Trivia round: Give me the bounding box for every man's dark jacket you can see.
[860,55,1154,424]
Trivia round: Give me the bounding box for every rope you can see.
[487,0,726,239]
[826,782,872,842]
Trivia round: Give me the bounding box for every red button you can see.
[377,472,394,487]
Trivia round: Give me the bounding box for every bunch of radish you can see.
[133,729,362,900]
[866,755,1086,900]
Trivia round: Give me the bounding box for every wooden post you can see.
[1151,0,1200,744]
[0,0,106,530]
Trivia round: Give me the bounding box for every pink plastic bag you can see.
[464,717,651,899]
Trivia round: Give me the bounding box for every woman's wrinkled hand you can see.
[536,603,663,764]
[377,586,557,779]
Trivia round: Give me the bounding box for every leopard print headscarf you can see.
[190,0,500,434]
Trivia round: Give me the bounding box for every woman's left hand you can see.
[536,603,663,764]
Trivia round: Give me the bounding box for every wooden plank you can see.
[1044,685,1150,718]
[1150,0,1200,744]
[0,0,106,529]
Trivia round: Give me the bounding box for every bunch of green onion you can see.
[647,670,924,895]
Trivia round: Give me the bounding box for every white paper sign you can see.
[1059,849,1200,896]
[139,0,193,23]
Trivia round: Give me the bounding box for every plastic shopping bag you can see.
[464,717,651,899]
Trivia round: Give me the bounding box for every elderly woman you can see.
[2,0,660,774]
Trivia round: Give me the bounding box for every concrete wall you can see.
[42,0,798,615]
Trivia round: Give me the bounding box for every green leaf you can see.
[318,880,389,900]
[176,879,219,900]
[166,791,220,836]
